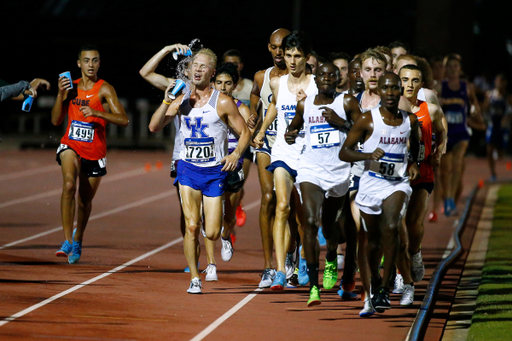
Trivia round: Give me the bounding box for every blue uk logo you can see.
[184,117,208,137]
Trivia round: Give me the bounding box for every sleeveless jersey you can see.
[228,99,243,151]
[232,78,253,108]
[488,89,508,127]
[172,116,181,161]
[441,80,470,137]
[178,89,228,167]
[298,94,351,182]
[411,101,434,185]
[271,74,318,170]
[60,78,107,160]
[361,107,411,184]
[260,67,279,146]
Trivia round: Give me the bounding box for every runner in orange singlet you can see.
[51,45,129,264]
[394,64,446,305]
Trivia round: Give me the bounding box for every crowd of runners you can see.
[26,27,512,318]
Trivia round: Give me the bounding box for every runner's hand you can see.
[247,113,258,129]
[253,131,265,149]
[80,106,98,118]
[165,44,190,55]
[285,129,298,145]
[57,76,71,94]
[409,163,420,181]
[296,88,306,102]
[320,106,345,128]
[430,149,442,168]
[370,148,385,161]
[221,153,239,172]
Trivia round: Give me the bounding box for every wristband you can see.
[163,99,172,105]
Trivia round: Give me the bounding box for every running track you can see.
[0,150,508,340]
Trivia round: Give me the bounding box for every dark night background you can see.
[1,0,511,147]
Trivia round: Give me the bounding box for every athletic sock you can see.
[326,249,337,262]
[307,262,319,289]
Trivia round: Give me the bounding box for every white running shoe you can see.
[359,298,376,317]
[337,254,344,270]
[259,268,276,288]
[187,277,202,294]
[221,237,233,262]
[285,253,294,279]
[392,273,405,294]
[411,250,425,282]
[400,284,415,305]
[203,263,218,282]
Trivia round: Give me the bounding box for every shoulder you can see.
[217,92,237,111]
[254,69,266,85]
[426,101,440,114]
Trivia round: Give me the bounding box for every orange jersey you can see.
[60,79,107,160]
[411,101,434,185]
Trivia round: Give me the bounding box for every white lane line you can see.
[0,169,146,209]
[190,288,264,341]
[0,165,56,181]
[0,236,184,327]
[0,191,174,250]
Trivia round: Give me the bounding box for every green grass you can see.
[467,184,512,341]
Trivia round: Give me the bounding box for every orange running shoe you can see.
[230,233,237,246]
[428,212,437,223]
[236,204,246,227]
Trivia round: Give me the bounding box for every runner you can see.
[51,45,129,264]
[329,52,351,93]
[388,40,409,69]
[347,58,364,96]
[340,72,420,314]
[285,61,361,305]
[254,31,317,290]
[248,28,290,288]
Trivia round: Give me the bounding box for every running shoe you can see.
[392,273,404,294]
[411,249,425,282]
[428,212,438,223]
[318,226,327,247]
[259,268,276,288]
[287,268,299,288]
[449,198,459,216]
[68,241,82,264]
[337,254,344,270]
[298,247,309,285]
[444,198,453,217]
[236,204,246,227]
[72,228,77,241]
[184,262,199,273]
[341,263,357,292]
[307,285,321,307]
[271,271,286,291]
[400,284,415,306]
[203,263,218,282]
[359,298,376,317]
[230,233,237,246]
[55,240,72,257]
[285,252,295,279]
[337,280,358,300]
[221,237,233,262]
[322,258,338,290]
[372,287,391,311]
[187,277,202,294]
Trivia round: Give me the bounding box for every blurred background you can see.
[1,0,511,154]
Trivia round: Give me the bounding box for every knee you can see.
[206,230,220,241]
[261,191,274,207]
[62,178,76,195]
[185,223,200,236]
[386,222,400,238]
[275,201,290,217]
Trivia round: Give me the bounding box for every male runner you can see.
[388,40,409,69]
[154,49,250,293]
[285,61,361,305]
[254,31,317,290]
[249,28,290,288]
[347,58,364,96]
[329,52,351,93]
[394,65,446,305]
[340,72,420,314]
[52,45,129,264]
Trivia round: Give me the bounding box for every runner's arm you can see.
[253,77,279,148]
[220,95,251,171]
[285,98,305,144]
[51,76,71,126]
[149,85,182,133]
[429,103,447,167]
[408,114,421,180]
[139,44,188,90]
[339,113,375,162]
[81,83,129,127]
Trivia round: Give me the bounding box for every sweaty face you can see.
[333,59,349,87]
[307,55,318,75]
[214,73,236,96]
[391,47,407,67]
[285,48,307,75]
[315,64,339,94]
[268,36,286,67]
[78,50,100,77]
[223,56,242,73]
[349,61,364,92]
[191,54,215,86]
[361,58,385,91]
[378,75,402,108]
[400,69,422,100]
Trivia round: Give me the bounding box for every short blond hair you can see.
[194,48,218,69]
[360,48,387,69]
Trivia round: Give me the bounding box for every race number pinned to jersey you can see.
[418,142,426,162]
[265,109,278,136]
[285,112,304,137]
[368,153,406,180]
[184,137,216,163]
[310,124,340,149]
[69,120,94,143]
[445,110,464,124]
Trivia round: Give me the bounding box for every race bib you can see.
[184,137,216,163]
[265,109,278,136]
[418,142,426,162]
[445,110,464,124]
[310,124,340,149]
[368,153,406,180]
[69,120,94,143]
[285,111,305,137]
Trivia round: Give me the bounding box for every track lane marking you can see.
[0,165,56,181]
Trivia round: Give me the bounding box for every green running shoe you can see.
[307,285,321,307]
[323,258,338,290]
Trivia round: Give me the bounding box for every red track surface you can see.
[0,150,509,340]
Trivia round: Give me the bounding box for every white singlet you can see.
[178,89,228,167]
[232,78,253,108]
[271,74,318,171]
[260,67,278,148]
[297,94,351,198]
[355,107,412,215]
[172,116,181,161]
